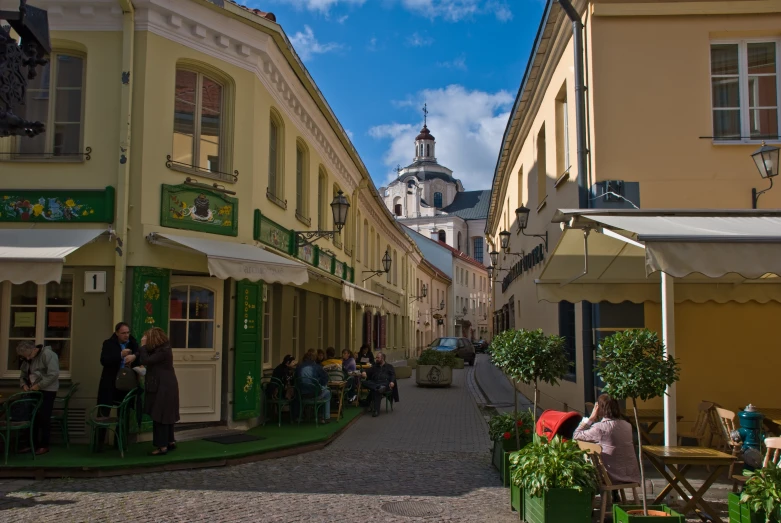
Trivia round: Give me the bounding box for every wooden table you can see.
[327,381,347,421]
[644,446,736,522]
[624,409,684,445]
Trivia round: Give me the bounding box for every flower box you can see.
[523,488,593,523]
[492,438,519,474]
[510,482,523,513]
[613,505,685,522]
[728,491,781,523]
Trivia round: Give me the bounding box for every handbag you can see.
[115,367,138,392]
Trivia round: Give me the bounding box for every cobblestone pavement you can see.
[0,367,517,523]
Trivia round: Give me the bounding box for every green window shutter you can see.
[234,280,263,420]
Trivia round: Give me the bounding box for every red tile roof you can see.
[422,258,452,282]
[226,0,277,22]
[435,241,487,271]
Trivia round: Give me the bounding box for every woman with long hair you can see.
[140,327,180,456]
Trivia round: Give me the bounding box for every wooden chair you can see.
[715,407,744,485]
[677,401,715,448]
[577,441,640,523]
[732,437,781,492]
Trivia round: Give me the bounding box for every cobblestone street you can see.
[0,365,516,522]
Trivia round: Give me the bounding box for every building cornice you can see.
[593,0,781,17]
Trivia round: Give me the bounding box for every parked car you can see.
[473,339,488,353]
[427,337,476,366]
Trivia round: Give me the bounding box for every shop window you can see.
[1,276,74,375]
[558,301,576,382]
[169,285,216,351]
[262,288,272,365]
[15,52,85,159]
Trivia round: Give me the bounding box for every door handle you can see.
[212,353,220,360]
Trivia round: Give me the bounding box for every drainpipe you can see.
[556,0,595,404]
[349,180,367,353]
[112,0,134,326]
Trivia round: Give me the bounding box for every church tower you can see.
[414,103,436,162]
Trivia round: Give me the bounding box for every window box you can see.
[523,488,594,523]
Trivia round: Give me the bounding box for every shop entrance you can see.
[169,277,223,423]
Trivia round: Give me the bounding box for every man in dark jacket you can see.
[361,352,398,417]
[97,322,140,447]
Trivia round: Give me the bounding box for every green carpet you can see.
[2,408,361,470]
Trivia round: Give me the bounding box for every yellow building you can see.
[0,0,423,437]
[486,0,781,437]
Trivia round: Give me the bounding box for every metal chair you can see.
[295,377,329,425]
[51,382,80,448]
[260,377,293,427]
[87,388,138,457]
[577,440,640,523]
[0,391,43,464]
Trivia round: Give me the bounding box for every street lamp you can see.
[294,190,350,247]
[410,283,428,302]
[499,230,511,251]
[489,250,499,267]
[515,205,549,251]
[430,299,445,312]
[0,1,51,138]
[751,142,780,209]
[363,248,392,282]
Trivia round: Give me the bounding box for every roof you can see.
[415,125,435,141]
[398,170,455,184]
[422,258,452,282]
[441,190,491,220]
[226,0,277,21]
[435,241,488,271]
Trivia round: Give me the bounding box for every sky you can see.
[244,0,546,190]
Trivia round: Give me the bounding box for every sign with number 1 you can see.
[84,271,107,293]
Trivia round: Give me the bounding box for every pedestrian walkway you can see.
[473,354,536,414]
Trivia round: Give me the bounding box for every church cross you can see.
[422,103,428,126]
[395,164,402,176]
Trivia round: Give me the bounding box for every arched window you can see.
[268,109,284,198]
[387,245,392,283]
[357,212,362,261]
[393,196,402,217]
[317,167,328,230]
[433,192,443,208]
[425,144,430,157]
[438,230,446,243]
[457,232,462,251]
[295,140,309,220]
[363,219,369,265]
[333,184,342,247]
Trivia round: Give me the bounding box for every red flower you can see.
[144,302,153,315]
[503,432,511,440]
[524,429,531,434]
[516,420,523,427]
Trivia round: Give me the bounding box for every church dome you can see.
[415,125,435,141]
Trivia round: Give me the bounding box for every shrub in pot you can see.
[415,349,457,387]
[597,329,680,518]
[734,467,781,523]
[487,410,535,487]
[512,435,597,523]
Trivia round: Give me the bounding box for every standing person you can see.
[360,352,398,418]
[356,344,374,365]
[140,327,180,456]
[17,342,59,455]
[97,323,140,442]
[294,350,331,424]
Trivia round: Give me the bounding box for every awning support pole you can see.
[661,272,677,446]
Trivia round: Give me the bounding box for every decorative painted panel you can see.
[253,210,294,254]
[297,243,315,264]
[334,260,345,279]
[234,280,263,420]
[318,250,333,273]
[0,186,115,223]
[161,184,238,237]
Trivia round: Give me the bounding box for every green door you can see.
[234,281,263,420]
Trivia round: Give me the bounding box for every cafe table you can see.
[625,409,684,445]
[643,445,736,522]
[327,381,347,421]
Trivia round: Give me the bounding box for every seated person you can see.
[573,394,641,492]
[321,347,343,369]
[360,352,398,417]
[294,350,331,424]
[342,349,357,402]
[316,348,326,366]
[355,344,374,366]
[269,355,296,400]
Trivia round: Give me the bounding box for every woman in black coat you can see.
[140,327,180,456]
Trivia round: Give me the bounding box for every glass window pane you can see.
[55,55,83,88]
[11,282,38,305]
[9,308,37,338]
[47,275,73,305]
[749,76,778,108]
[53,123,81,156]
[169,321,187,348]
[750,108,779,139]
[54,89,83,122]
[173,69,197,166]
[748,42,776,75]
[7,340,29,371]
[713,110,742,139]
[269,120,278,192]
[712,77,740,108]
[189,287,214,320]
[44,307,71,338]
[170,287,188,320]
[711,44,739,75]
[46,340,70,371]
[200,76,222,172]
[188,321,214,349]
[18,61,50,155]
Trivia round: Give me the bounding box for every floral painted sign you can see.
[161,184,238,237]
[0,187,115,223]
[297,243,315,264]
[256,215,293,254]
[318,251,333,273]
[334,260,345,279]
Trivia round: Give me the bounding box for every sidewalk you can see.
[473,353,537,415]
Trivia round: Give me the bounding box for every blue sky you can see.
[244,0,545,190]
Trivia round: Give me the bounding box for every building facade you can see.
[0,0,423,437]
[486,0,781,428]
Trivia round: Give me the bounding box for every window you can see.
[711,41,779,141]
[173,68,226,176]
[262,288,272,365]
[333,184,342,248]
[536,124,547,204]
[473,273,475,289]
[433,192,443,208]
[357,213,363,262]
[558,301,576,381]
[394,204,402,216]
[363,218,368,263]
[473,237,484,264]
[318,168,328,230]
[295,141,309,220]
[1,277,74,375]
[425,144,430,156]
[555,83,570,178]
[292,292,300,359]
[393,249,398,285]
[517,166,524,215]
[457,232,462,251]
[267,110,284,201]
[317,298,324,350]
[438,230,446,243]
[17,52,85,158]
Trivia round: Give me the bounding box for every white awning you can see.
[148,233,308,286]
[535,210,781,304]
[0,228,107,284]
[381,296,402,316]
[342,281,383,309]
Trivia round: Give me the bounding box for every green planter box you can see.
[492,438,518,473]
[502,451,513,487]
[729,492,781,523]
[523,488,593,523]
[511,482,523,513]
[613,505,685,522]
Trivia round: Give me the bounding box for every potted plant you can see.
[487,410,534,487]
[729,467,781,523]
[512,435,597,523]
[415,349,457,387]
[597,329,681,519]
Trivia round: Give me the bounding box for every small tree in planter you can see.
[736,467,781,522]
[490,328,568,445]
[596,329,680,518]
[416,349,458,387]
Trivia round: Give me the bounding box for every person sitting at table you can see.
[342,349,357,403]
[270,355,297,400]
[295,350,331,424]
[321,347,343,369]
[356,344,374,366]
[360,352,398,418]
[573,393,641,492]
[315,349,326,366]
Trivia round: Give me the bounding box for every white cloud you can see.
[367,36,378,51]
[289,26,343,60]
[437,54,467,71]
[407,32,434,47]
[336,14,349,23]
[369,85,513,189]
[345,129,355,140]
[399,0,512,22]
[267,0,366,14]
